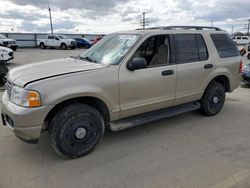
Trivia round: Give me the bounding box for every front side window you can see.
[211,34,240,58]
[131,35,171,67]
[80,34,140,65]
[175,34,208,64]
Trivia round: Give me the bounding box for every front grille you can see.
[9,52,13,57]
[8,41,16,44]
[6,80,12,98]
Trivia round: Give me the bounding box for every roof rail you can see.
[138,26,222,31]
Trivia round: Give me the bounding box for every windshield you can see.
[0,34,7,39]
[58,35,68,39]
[79,34,140,65]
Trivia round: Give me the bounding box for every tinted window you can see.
[236,37,241,40]
[211,34,240,58]
[196,35,208,61]
[242,37,248,40]
[47,36,54,39]
[175,34,208,63]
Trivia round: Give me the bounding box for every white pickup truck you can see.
[37,34,76,50]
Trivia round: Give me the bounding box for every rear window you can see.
[211,34,240,58]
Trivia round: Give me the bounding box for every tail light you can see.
[240,59,243,73]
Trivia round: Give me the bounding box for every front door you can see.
[119,35,176,118]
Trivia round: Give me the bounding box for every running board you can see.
[110,102,200,131]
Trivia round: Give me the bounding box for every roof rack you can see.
[137,26,222,31]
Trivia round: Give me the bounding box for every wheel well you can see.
[44,97,110,129]
[210,75,230,92]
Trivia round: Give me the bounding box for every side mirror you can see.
[127,57,147,71]
[55,37,59,40]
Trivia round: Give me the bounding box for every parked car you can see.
[74,38,92,48]
[37,34,76,50]
[93,36,103,45]
[0,34,18,51]
[232,36,250,45]
[242,63,250,85]
[2,26,241,159]
[0,46,14,63]
[239,44,250,59]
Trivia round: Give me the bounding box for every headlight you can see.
[10,86,41,107]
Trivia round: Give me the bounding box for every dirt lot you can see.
[1,48,250,188]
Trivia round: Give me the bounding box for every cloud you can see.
[1,0,250,34]
[9,0,128,12]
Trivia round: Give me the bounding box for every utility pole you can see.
[211,17,214,27]
[48,2,53,34]
[247,19,250,36]
[142,12,146,29]
[231,26,234,36]
[140,12,149,29]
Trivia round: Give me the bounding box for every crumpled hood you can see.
[7,57,108,87]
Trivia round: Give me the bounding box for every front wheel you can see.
[39,43,45,49]
[200,82,225,116]
[49,104,105,159]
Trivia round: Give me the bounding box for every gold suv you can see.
[1,26,242,158]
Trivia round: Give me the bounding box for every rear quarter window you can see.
[210,34,240,58]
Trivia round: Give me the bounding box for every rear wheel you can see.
[61,43,67,50]
[49,103,105,159]
[200,82,225,116]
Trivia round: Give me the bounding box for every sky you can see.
[0,0,249,34]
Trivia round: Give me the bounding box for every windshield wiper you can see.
[80,56,97,63]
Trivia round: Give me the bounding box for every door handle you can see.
[204,64,213,69]
[162,70,174,76]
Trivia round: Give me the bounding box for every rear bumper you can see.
[1,91,54,143]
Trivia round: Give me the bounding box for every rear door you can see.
[46,35,54,46]
[174,34,212,105]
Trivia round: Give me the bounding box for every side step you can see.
[110,102,200,131]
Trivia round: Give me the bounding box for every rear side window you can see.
[174,34,208,63]
[47,36,54,39]
[211,34,240,58]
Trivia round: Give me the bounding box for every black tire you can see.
[61,43,67,50]
[247,53,250,60]
[49,103,105,159]
[39,42,45,49]
[71,46,75,50]
[200,81,225,116]
[11,47,17,51]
